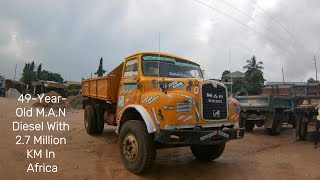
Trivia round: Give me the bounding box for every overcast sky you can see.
[0,0,319,82]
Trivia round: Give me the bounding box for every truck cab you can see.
[82,52,244,173]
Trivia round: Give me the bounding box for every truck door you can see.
[117,58,139,114]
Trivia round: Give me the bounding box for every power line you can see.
[213,0,289,44]
[193,0,293,55]
[248,0,311,54]
[248,0,294,39]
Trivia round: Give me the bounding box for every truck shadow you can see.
[143,151,254,179]
[250,126,294,136]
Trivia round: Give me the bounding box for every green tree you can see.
[233,79,245,93]
[21,61,64,86]
[243,56,265,94]
[226,79,246,94]
[222,70,230,77]
[37,63,42,80]
[21,61,36,87]
[95,57,106,77]
[40,70,64,82]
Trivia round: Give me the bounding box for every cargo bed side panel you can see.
[81,62,123,103]
[97,78,108,100]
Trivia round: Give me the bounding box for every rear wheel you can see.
[119,120,156,174]
[84,105,97,135]
[268,111,282,135]
[190,143,225,161]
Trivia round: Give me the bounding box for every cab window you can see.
[124,59,138,77]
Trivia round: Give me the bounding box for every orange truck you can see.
[82,52,244,173]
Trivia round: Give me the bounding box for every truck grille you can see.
[202,83,228,120]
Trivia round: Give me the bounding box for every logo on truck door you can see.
[213,110,220,117]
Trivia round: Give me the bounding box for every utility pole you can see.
[315,55,318,81]
[14,64,17,81]
[282,67,284,83]
[229,48,233,93]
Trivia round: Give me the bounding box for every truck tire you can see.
[84,105,97,135]
[119,120,156,174]
[239,118,245,128]
[190,143,225,161]
[95,106,104,134]
[268,111,282,135]
[298,116,308,140]
[245,121,255,132]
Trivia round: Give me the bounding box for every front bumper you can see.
[154,128,245,145]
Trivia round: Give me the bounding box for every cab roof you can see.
[125,51,200,66]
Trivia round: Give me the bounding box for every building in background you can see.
[261,82,319,96]
[221,71,245,83]
[65,81,82,96]
[307,82,320,95]
[5,79,27,94]
[32,80,67,97]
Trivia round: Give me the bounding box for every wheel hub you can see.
[122,133,138,161]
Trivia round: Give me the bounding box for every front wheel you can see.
[190,143,225,161]
[119,120,156,174]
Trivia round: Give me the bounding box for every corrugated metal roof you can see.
[265,82,308,86]
[222,71,244,78]
[13,81,26,85]
[262,84,293,89]
[44,81,66,88]
[65,81,81,85]
[308,82,320,86]
[32,81,43,86]
[32,81,66,88]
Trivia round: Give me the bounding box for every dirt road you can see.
[0,97,319,180]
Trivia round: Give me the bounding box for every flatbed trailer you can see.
[237,95,293,135]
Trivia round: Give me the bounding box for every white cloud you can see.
[0,0,319,82]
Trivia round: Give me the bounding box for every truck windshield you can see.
[141,54,203,78]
